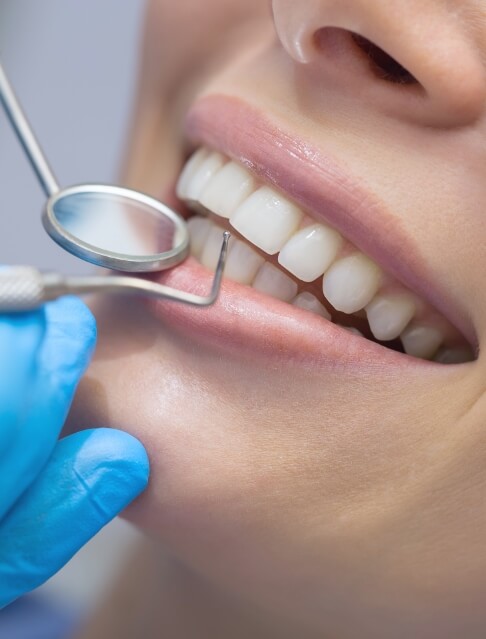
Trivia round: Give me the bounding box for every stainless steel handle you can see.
[0,267,63,310]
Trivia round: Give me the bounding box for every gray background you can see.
[0,0,147,608]
[0,0,145,273]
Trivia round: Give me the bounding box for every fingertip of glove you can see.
[67,428,150,512]
[0,429,150,604]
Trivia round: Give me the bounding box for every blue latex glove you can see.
[0,296,150,609]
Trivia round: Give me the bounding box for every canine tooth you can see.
[187,216,212,259]
[323,254,382,314]
[401,324,443,359]
[278,224,343,282]
[365,293,416,341]
[291,292,332,320]
[433,346,475,364]
[224,239,265,285]
[252,263,298,302]
[185,152,226,201]
[176,148,209,199]
[199,162,256,219]
[200,224,225,271]
[337,325,364,336]
[230,186,303,255]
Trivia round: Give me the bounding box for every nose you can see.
[272,0,486,127]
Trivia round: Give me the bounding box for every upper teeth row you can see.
[176,147,473,363]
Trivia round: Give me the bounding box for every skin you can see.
[70,1,486,637]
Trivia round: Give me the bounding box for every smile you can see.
[146,96,476,368]
[177,146,472,364]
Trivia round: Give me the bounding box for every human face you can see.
[70,1,486,636]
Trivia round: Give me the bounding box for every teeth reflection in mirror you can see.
[224,238,265,285]
[365,293,416,341]
[200,224,226,271]
[323,254,382,314]
[401,324,443,359]
[278,224,343,282]
[433,346,474,364]
[199,162,256,219]
[176,148,209,200]
[291,292,332,320]
[230,186,303,255]
[188,216,212,259]
[252,263,298,302]
[338,325,364,336]
[185,152,226,201]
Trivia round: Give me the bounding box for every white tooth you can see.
[401,324,444,359]
[200,224,225,271]
[291,292,332,320]
[199,162,256,219]
[278,224,343,282]
[230,186,303,255]
[252,263,298,302]
[185,152,226,201]
[176,148,209,199]
[337,325,364,336]
[323,254,382,314]
[433,346,475,364]
[224,239,265,285]
[365,293,416,341]
[187,216,212,259]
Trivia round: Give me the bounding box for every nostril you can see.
[313,27,419,88]
[351,34,418,86]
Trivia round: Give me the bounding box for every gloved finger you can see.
[0,310,45,456]
[0,428,149,609]
[0,296,97,520]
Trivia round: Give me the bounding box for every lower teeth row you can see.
[187,214,474,365]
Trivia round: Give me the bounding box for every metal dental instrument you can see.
[0,62,229,311]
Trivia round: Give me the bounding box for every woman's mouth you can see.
[145,96,476,368]
[173,144,473,365]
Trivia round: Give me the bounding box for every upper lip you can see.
[185,94,476,348]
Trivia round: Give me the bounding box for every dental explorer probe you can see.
[0,233,230,311]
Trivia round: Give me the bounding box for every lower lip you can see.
[144,256,439,372]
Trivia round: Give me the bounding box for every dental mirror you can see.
[45,184,189,272]
[0,61,229,311]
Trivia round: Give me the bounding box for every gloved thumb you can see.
[0,428,149,609]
